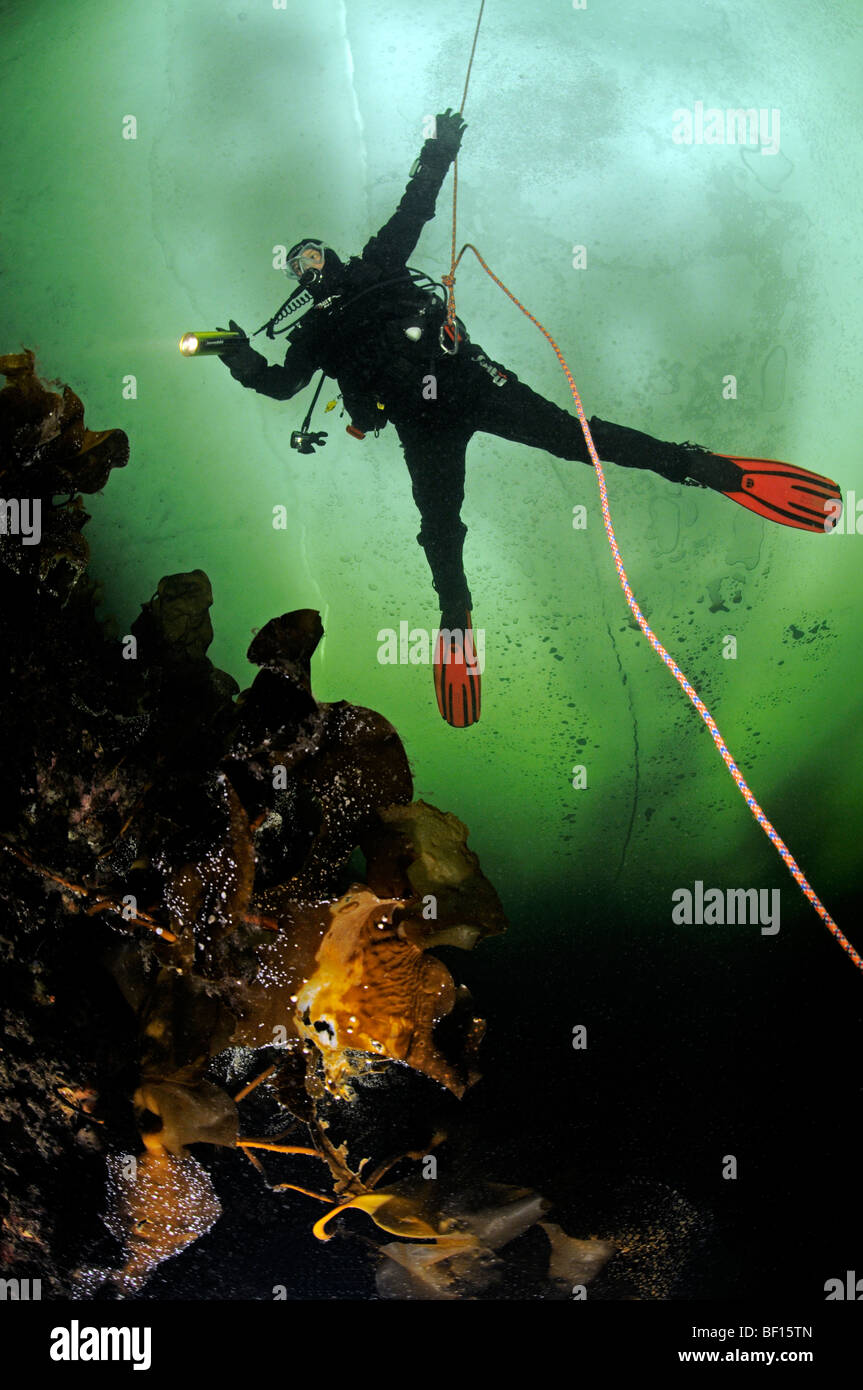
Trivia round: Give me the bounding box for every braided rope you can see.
[452,244,860,970]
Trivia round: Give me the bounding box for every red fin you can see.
[717,455,842,533]
[433,612,481,728]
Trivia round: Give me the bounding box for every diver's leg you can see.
[394,422,474,616]
[462,355,843,532]
[464,348,709,483]
[394,422,481,727]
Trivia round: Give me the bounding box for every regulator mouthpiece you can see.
[178,330,247,357]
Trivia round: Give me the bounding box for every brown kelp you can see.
[1,351,679,1300]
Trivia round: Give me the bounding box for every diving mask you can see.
[286,240,327,282]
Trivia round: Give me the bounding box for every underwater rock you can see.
[96,1146,222,1296]
[134,570,222,668]
[0,350,129,488]
[131,569,240,715]
[0,351,514,1298]
[159,771,258,981]
[0,349,129,602]
[247,608,323,692]
[228,610,414,897]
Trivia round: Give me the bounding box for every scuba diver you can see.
[218,109,842,728]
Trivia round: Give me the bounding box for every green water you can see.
[4,0,861,909]
[3,0,863,1296]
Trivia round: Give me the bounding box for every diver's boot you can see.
[679,444,843,534]
[434,610,481,728]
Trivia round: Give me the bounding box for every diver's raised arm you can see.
[217,320,316,401]
[361,108,467,268]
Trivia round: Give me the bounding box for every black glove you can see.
[217,319,254,360]
[432,107,467,159]
[294,431,328,455]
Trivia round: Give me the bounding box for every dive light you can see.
[178,330,248,357]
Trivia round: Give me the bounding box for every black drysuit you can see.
[221,135,693,616]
